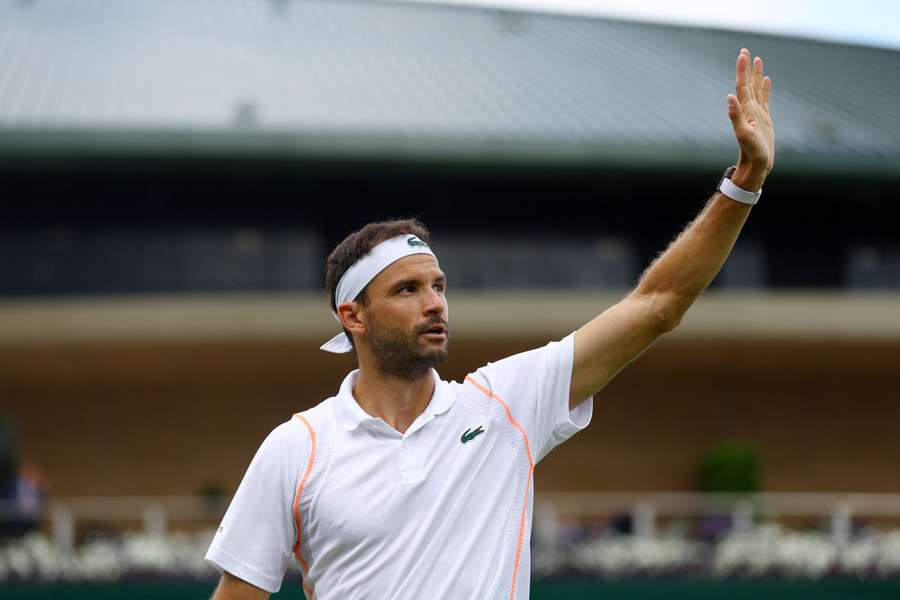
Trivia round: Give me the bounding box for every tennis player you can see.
[206,48,774,599]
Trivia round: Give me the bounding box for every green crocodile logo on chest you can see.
[460,426,485,444]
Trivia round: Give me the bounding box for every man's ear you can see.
[337,302,366,337]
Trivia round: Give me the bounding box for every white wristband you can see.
[718,166,762,205]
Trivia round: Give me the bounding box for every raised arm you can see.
[570,48,775,408]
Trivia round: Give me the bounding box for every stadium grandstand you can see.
[1,0,899,598]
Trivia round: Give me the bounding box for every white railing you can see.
[535,492,900,553]
[0,496,224,553]
[3,492,900,555]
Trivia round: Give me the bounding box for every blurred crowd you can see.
[0,418,49,540]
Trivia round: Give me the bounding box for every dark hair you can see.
[325,218,432,348]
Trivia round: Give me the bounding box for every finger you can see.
[761,75,772,109]
[727,93,743,116]
[751,56,764,101]
[726,93,746,134]
[735,51,752,104]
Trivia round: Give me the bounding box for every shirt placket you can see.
[398,415,432,483]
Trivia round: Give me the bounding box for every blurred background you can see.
[1,0,899,598]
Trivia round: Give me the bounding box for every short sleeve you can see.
[468,332,593,463]
[205,419,310,593]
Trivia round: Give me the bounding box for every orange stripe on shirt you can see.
[292,413,317,600]
[465,376,535,600]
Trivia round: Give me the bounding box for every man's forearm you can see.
[632,181,754,329]
[628,46,774,330]
[569,50,774,403]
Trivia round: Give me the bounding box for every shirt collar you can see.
[334,368,454,432]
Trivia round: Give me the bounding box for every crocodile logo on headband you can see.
[407,237,428,248]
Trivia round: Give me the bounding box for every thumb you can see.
[726,94,746,134]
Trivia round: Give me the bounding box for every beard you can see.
[367,316,449,381]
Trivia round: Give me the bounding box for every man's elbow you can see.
[644,291,684,334]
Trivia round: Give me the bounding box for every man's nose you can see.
[422,287,445,314]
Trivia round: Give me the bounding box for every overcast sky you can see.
[403,0,900,50]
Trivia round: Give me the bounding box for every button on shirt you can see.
[205,333,593,599]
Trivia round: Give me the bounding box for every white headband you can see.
[321,234,437,353]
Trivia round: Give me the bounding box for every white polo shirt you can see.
[205,333,592,599]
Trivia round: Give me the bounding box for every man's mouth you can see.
[420,323,448,337]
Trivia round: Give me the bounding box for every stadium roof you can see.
[1,0,898,175]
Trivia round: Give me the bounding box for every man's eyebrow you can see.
[391,277,422,290]
[391,274,446,289]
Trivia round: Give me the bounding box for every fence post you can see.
[143,502,167,537]
[732,501,754,533]
[534,499,561,549]
[51,503,75,553]
[633,500,656,539]
[831,503,852,557]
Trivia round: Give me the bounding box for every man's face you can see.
[359,254,449,379]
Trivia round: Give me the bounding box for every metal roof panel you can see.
[0,0,897,174]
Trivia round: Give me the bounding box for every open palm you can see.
[727,48,775,176]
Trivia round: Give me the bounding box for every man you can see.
[205,48,774,599]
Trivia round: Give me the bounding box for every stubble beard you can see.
[367,317,449,381]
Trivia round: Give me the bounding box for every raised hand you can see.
[727,48,775,191]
